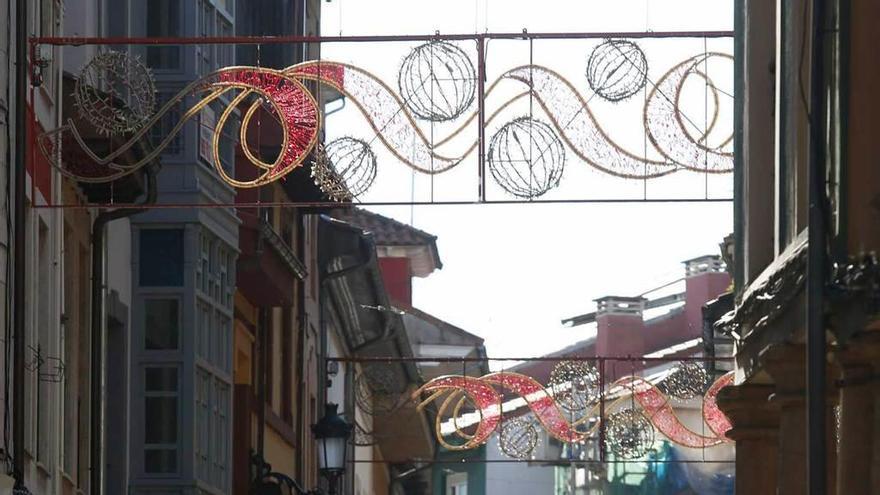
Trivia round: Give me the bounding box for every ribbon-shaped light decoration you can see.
[412,370,733,451]
[40,66,319,188]
[43,50,731,191]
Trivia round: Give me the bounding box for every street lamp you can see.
[312,403,353,495]
[253,403,352,495]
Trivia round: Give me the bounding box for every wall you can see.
[433,445,487,495]
[484,436,556,495]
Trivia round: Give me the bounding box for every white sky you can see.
[319,1,734,361]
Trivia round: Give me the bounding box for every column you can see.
[762,344,806,495]
[716,383,779,494]
[835,332,878,494]
[761,343,839,494]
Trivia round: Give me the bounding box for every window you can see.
[146,0,181,69]
[212,378,230,489]
[148,92,184,156]
[144,366,179,474]
[199,105,216,166]
[195,368,230,490]
[195,368,211,481]
[144,299,180,350]
[198,0,215,75]
[218,19,234,67]
[217,0,234,16]
[198,232,211,294]
[140,229,184,286]
[197,302,210,362]
[446,472,468,495]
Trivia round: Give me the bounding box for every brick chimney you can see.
[595,296,646,358]
[683,255,731,338]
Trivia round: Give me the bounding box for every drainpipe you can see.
[90,165,157,495]
[12,0,27,489]
[294,212,306,482]
[806,0,828,493]
[255,306,268,476]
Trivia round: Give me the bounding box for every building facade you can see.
[717,0,880,493]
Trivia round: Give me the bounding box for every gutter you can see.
[90,164,158,495]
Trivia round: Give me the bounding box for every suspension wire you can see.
[32,197,733,211]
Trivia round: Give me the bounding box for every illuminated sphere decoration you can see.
[398,41,476,122]
[498,417,540,460]
[606,408,655,459]
[663,361,710,400]
[74,51,156,136]
[586,39,648,102]
[355,364,401,416]
[312,137,378,201]
[548,361,600,413]
[488,117,566,198]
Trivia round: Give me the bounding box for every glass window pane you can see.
[144,299,179,350]
[144,448,177,474]
[145,397,178,444]
[145,0,180,69]
[140,229,184,287]
[145,367,178,392]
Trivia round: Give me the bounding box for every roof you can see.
[332,208,442,276]
[402,306,484,346]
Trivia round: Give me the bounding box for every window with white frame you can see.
[194,227,234,490]
[212,378,230,490]
[198,0,215,75]
[143,366,179,474]
[195,368,211,481]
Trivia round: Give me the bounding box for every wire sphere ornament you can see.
[498,417,540,460]
[663,361,710,400]
[548,361,600,413]
[355,364,403,416]
[585,39,648,102]
[605,408,655,459]
[312,138,378,201]
[398,41,476,122]
[74,51,157,136]
[352,422,377,447]
[488,117,566,199]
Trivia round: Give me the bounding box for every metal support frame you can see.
[31,30,734,47]
[25,29,735,209]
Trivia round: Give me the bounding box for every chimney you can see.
[595,296,646,359]
[683,255,731,338]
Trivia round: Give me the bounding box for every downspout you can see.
[256,307,268,475]
[294,212,306,482]
[11,0,26,488]
[806,0,829,493]
[732,0,745,293]
[90,165,157,495]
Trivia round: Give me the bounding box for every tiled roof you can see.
[333,208,436,245]
[332,208,443,270]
